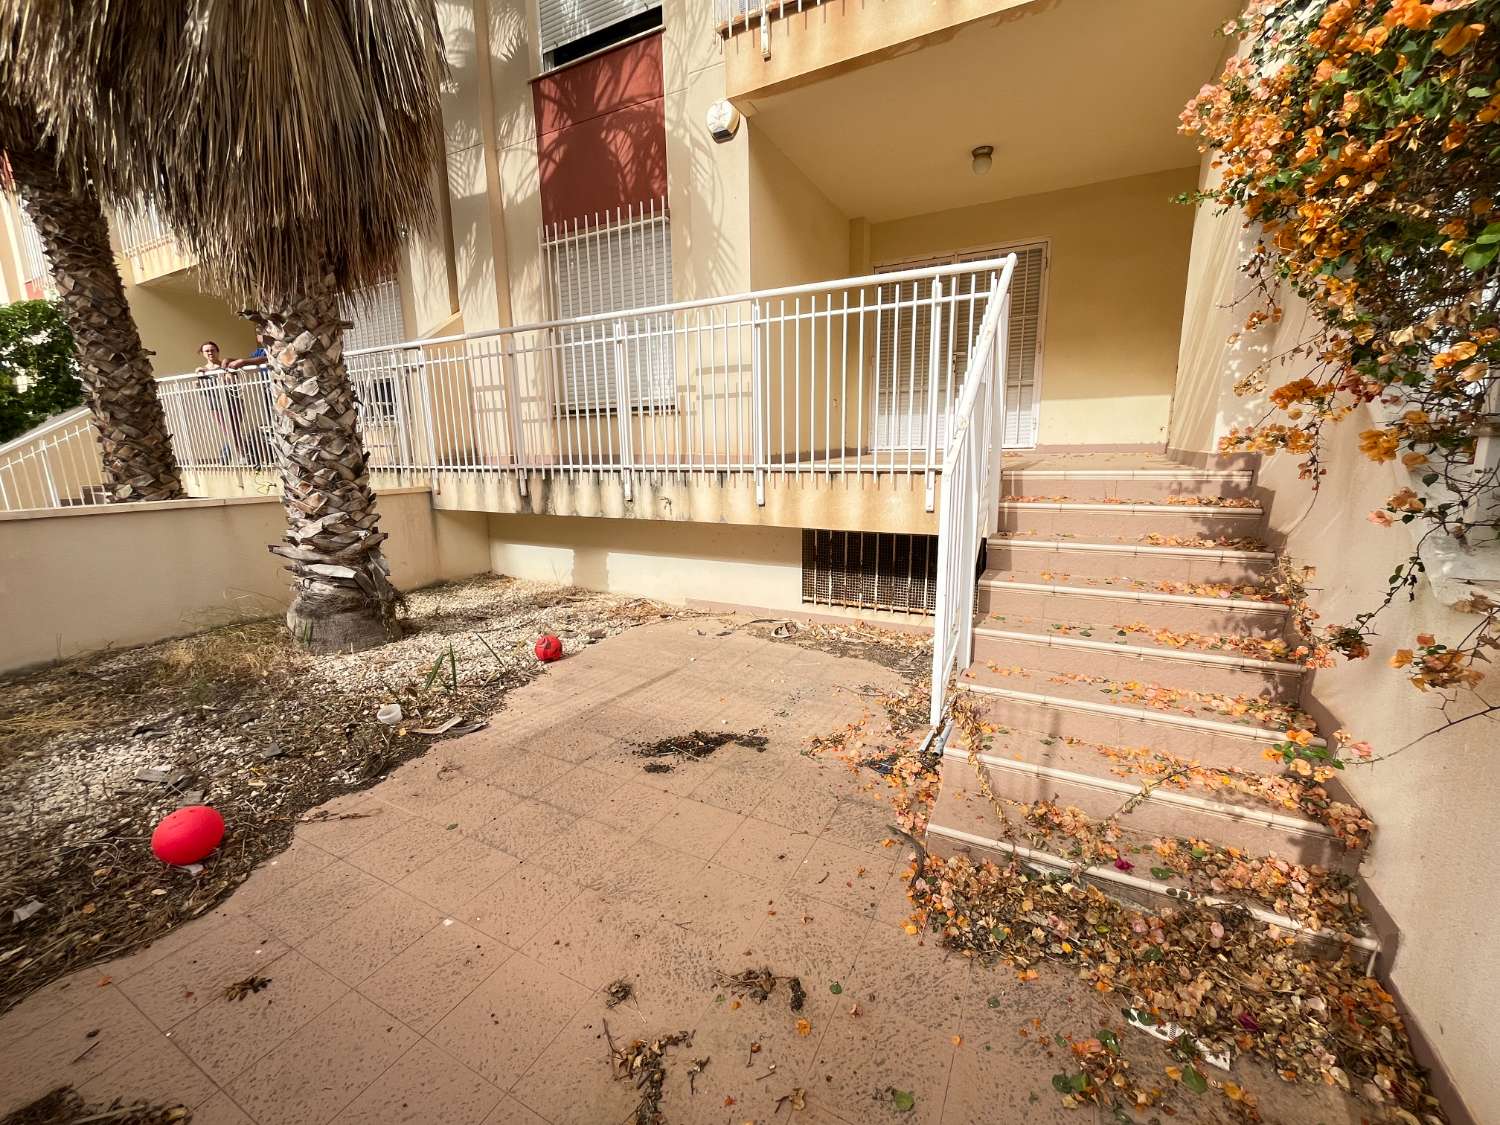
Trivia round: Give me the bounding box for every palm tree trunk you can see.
[261,279,397,653]
[8,139,185,503]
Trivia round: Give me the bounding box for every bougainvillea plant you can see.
[1180,0,1500,696]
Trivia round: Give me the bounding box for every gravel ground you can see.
[0,576,687,1013]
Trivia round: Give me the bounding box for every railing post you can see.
[929,466,954,728]
[923,277,944,512]
[751,300,766,506]
[389,351,414,483]
[760,0,771,59]
[501,338,528,497]
[612,321,634,502]
[416,345,440,493]
[39,443,60,507]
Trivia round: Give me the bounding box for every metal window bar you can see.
[15,200,58,299]
[801,529,938,614]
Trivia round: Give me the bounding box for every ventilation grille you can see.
[801,530,938,615]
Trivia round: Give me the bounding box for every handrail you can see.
[928,254,1015,726]
[0,405,91,458]
[327,254,1020,359]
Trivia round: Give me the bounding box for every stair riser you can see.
[924,825,1361,958]
[957,725,1285,782]
[1001,474,1256,501]
[972,634,1302,702]
[997,507,1264,540]
[987,543,1273,584]
[957,690,1291,770]
[936,757,1351,873]
[978,585,1290,638]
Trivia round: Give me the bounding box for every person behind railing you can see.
[195,340,250,466]
[224,333,273,467]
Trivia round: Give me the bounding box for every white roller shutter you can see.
[543,205,674,411]
[873,243,1045,450]
[540,0,652,54]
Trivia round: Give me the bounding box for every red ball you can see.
[535,634,563,663]
[151,805,225,866]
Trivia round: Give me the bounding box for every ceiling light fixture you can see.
[971,145,994,176]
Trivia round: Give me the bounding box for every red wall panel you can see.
[532,33,668,228]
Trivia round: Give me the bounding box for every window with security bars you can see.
[801,530,939,615]
[873,243,1045,450]
[16,201,57,299]
[542,202,674,413]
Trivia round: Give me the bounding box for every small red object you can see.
[534,634,563,663]
[151,805,225,866]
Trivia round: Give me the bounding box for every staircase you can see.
[926,453,1378,958]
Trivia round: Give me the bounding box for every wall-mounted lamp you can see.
[706,100,742,144]
[971,145,994,176]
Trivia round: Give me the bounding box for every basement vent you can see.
[801,530,938,615]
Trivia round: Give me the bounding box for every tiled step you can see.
[971,622,1304,701]
[924,812,1377,957]
[996,500,1264,539]
[977,571,1290,637]
[956,663,1317,765]
[955,722,1283,788]
[1000,467,1256,501]
[934,749,1352,874]
[987,536,1275,583]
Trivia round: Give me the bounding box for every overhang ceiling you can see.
[742,0,1240,221]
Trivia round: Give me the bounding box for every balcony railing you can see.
[117,205,175,259]
[2,259,1013,513]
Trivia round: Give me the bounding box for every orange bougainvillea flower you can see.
[1358,428,1399,462]
[1384,0,1437,30]
[1436,22,1485,56]
[1390,649,1414,669]
[1433,341,1479,369]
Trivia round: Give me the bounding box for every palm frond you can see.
[2,0,448,303]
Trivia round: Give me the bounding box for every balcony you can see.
[716,0,1031,103]
[116,203,198,283]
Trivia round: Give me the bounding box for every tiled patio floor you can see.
[0,619,1357,1124]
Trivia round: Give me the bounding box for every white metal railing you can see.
[329,256,1010,508]
[157,369,280,471]
[0,407,105,510]
[716,0,829,31]
[928,255,1015,727]
[3,259,1014,516]
[117,204,174,259]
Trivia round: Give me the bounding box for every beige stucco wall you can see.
[869,167,1197,448]
[0,194,30,305]
[487,511,802,607]
[1172,163,1497,1118]
[0,488,490,673]
[1167,158,1274,456]
[1257,408,1498,1125]
[748,129,850,289]
[128,283,259,379]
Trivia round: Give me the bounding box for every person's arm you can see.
[226,347,267,370]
